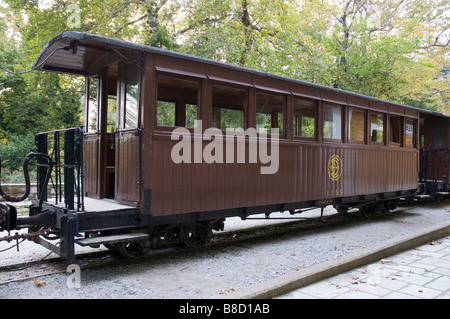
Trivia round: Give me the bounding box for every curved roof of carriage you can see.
[33,31,448,119]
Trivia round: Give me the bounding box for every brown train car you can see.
[419,111,450,196]
[0,32,433,262]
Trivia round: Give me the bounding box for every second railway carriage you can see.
[1,32,445,262]
[419,111,450,198]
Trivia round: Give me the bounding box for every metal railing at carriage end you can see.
[35,127,84,212]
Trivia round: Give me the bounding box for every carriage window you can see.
[107,95,117,133]
[186,104,198,128]
[370,113,384,144]
[86,77,98,133]
[256,93,285,135]
[390,115,403,146]
[405,119,415,147]
[157,76,199,128]
[323,104,342,140]
[212,85,246,131]
[124,62,140,128]
[293,98,316,138]
[157,100,176,126]
[348,107,366,142]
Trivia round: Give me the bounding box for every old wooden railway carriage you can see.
[0,32,448,262]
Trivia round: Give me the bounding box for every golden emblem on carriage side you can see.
[327,154,342,181]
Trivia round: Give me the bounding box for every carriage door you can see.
[84,64,118,199]
[115,60,142,205]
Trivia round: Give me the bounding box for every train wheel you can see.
[118,240,151,259]
[379,200,391,214]
[359,203,376,217]
[183,226,212,248]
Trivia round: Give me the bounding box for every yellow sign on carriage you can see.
[327,154,342,181]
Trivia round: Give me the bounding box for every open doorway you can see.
[83,61,141,204]
[103,63,118,199]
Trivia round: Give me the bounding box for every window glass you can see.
[405,119,415,147]
[293,98,316,138]
[212,85,246,131]
[125,62,140,128]
[348,107,365,142]
[323,104,342,140]
[185,104,198,128]
[370,113,384,143]
[106,64,118,133]
[157,100,176,126]
[256,93,285,135]
[390,115,403,145]
[107,95,117,133]
[157,75,199,128]
[87,77,98,133]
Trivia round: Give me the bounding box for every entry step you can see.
[76,233,148,246]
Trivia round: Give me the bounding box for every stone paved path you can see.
[279,236,450,299]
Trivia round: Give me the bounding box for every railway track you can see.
[1,202,449,299]
[0,206,402,286]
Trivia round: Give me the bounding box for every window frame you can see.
[389,114,403,147]
[123,61,141,129]
[405,118,417,148]
[369,111,385,146]
[156,99,178,127]
[211,83,248,132]
[322,103,344,143]
[348,107,367,144]
[85,76,99,134]
[255,90,287,138]
[155,73,201,130]
[293,97,318,141]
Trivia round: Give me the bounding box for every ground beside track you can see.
[0,203,449,299]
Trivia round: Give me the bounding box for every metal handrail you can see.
[35,127,84,211]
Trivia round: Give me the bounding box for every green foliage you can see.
[0,0,448,171]
[0,132,35,171]
[0,2,83,170]
[2,0,446,115]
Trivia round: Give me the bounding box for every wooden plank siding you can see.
[116,130,141,204]
[83,135,100,198]
[149,134,418,217]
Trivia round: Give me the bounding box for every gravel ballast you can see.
[0,203,449,299]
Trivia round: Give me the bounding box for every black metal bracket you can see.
[60,215,78,263]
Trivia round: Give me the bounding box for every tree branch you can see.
[116,13,149,34]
